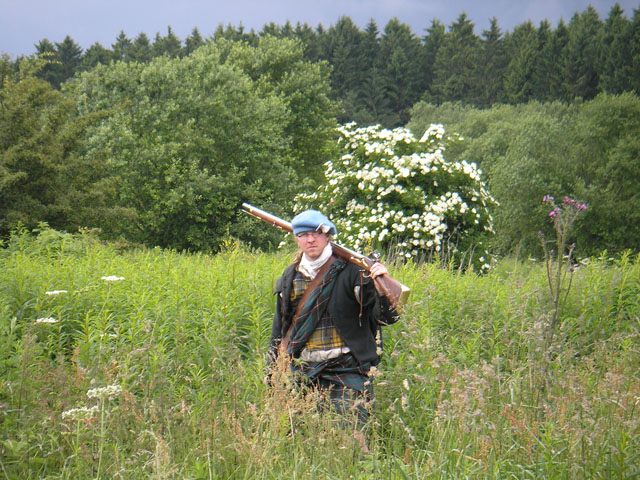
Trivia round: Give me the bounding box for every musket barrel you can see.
[241,202,410,309]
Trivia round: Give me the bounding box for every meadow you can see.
[0,227,638,479]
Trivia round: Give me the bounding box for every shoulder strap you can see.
[281,255,336,353]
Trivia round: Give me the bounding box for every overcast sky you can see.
[1,0,638,58]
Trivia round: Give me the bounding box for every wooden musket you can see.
[241,203,410,310]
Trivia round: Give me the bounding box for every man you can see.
[267,209,399,440]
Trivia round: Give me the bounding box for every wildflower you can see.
[101,276,125,282]
[62,405,99,421]
[45,290,68,295]
[367,366,380,378]
[87,384,122,400]
[35,317,58,324]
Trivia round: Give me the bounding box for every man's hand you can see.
[369,262,388,279]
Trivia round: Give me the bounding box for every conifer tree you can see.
[152,26,182,57]
[80,42,112,71]
[34,39,60,87]
[112,31,133,62]
[503,22,538,103]
[631,8,640,94]
[530,20,558,101]
[379,17,423,125]
[293,22,322,62]
[430,13,482,105]
[130,32,153,63]
[563,6,603,100]
[357,19,389,125]
[184,27,206,56]
[421,19,446,102]
[479,17,507,105]
[599,3,633,93]
[54,36,83,86]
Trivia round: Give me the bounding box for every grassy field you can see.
[1,227,639,479]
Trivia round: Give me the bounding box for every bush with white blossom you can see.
[295,123,497,270]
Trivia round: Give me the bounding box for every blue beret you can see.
[291,210,337,236]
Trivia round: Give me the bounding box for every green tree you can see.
[112,31,132,62]
[70,37,338,251]
[0,53,19,89]
[323,16,365,123]
[530,20,560,102]
[478,18,507,105]
[152,26,182,57]
[356,20,390,125]
[55,36,83,85]
[570,92,640,253]
[379,17,423,125]
[430,13,482,104]
[599,3,633,93]
[503,22,539,103]
[184,28,206,56]
[0,76,106,236]
[80,42,112,71]
[293,22,322,62]
[129,33,153,63]
[420,19,446,103]
[632,8,640,93]
[563,6,603,100]
[34,38,61,87]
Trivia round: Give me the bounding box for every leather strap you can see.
[281,255,336,353]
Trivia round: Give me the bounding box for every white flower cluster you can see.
[35,317,58,324]
[45,290,68,295]
[295,123,497,261]
[87,384,122,400]
[101,275,125,282]
[62,405,99,421]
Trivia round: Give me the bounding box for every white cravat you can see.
[298,243,333,279]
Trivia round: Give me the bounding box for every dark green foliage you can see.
[562,6,603,101]
[68,37,337,252]
[3,5,640,121]
[0,77,110,237]
[408,93,640,257]
[430,13,484,105]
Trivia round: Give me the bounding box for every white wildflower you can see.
[62,405,99,421]
[87,384,122,400]
[101,276,125,282]
[45,290,68,296]
[36,317,58,324]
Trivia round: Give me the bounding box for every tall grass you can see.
[1,227,638,479]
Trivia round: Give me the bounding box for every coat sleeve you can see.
[267,273,286,365]
[357,271,400,327]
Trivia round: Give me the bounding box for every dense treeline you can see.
[2,5,640,258]
[2,4,639,126]
[1,38,339,252]
[408,94,640,257]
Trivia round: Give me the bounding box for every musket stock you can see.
[241,203,410,310]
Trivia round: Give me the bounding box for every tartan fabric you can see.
[295,352,371,392]
[292,353,373,428]
[290,273,310,303]
[291,270,345,351]
[305,322,346,350]
[286,258,346,355]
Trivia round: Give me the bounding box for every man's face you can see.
[295,230,330,261]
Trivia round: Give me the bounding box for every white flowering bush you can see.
[295,123,497,270]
